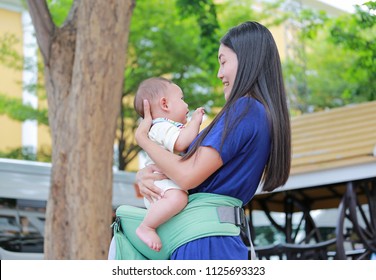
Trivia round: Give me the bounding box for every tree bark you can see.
[27,0,135,259]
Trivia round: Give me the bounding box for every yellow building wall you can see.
[36,56,51,150]
[269,24,287,61]
[0,8,23,149]
[38,122,51,149]
[0,6,52,154]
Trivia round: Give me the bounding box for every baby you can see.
[133,77,205,251]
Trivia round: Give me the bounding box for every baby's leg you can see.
[136,189,188,251]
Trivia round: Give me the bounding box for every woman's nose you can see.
[217,68,223,79]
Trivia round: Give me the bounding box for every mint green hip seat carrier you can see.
[112,192,243,260]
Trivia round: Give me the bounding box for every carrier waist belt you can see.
[111,192,245,260]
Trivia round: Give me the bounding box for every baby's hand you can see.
[191,107,205,124]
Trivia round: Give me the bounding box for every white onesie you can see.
[143,118,187,208]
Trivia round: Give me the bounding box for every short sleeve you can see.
[149,122,181,153]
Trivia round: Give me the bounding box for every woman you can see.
[134,21,291,260]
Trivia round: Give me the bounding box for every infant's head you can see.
[134,77,172,118]
[134,77,189,124]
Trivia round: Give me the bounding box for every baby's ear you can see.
[159,97,169,111]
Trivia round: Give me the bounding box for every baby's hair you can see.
[134,77,172,118]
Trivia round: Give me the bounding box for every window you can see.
[0,198,45,253]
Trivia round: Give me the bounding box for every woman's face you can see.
[217,44,238,100]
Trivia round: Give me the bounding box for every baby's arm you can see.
[174,107,205,153]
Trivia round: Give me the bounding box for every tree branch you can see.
[26,0,55,65]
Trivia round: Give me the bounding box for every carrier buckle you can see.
[110,216,122,233]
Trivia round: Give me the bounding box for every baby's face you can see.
[165,84,189,124]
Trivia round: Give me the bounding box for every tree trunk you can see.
[27,0,135,259]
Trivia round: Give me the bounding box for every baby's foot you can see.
[136,224,162,252]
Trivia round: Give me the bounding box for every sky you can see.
[318,0,368,13]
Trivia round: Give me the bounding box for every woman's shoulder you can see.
[234,96,267,116]
[236,96,262,106]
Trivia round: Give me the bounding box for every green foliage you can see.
[216,0,285,32]
[0,145,51,162]
[0,33,47,119]
[328,1,376,101]
[216,0,256,30]
[283,1,376,113]
[0,94,48,125]
[125,0,221,110]
[298,9,328,40]
[0,32,47,97]
[46,0,73,26]
[0,12,50,161]
[176,0,220,71]
[0,34,23,71]
[305,35,369,107]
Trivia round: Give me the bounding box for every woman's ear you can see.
[159,97,169,111]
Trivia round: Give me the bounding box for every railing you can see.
[252,238,336,260]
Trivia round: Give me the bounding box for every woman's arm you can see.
[136,100,223,191]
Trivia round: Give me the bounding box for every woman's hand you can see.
[136,164,167,203]
[135,99,153,148]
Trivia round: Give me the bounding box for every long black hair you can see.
[183,21,291,192]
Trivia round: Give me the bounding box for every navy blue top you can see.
[171,97,271,260]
